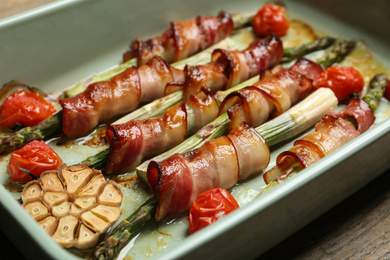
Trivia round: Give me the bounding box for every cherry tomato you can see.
[314,66,364,102]
[0,90,56,129]
[385,80,390,101]
[187,188,239,234]
[8,140,63,183]
[252,4,290,38]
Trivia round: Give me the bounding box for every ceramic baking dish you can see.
[0,0,389,259]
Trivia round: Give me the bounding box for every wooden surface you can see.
[261,169,390,260]
[1,1,390,260]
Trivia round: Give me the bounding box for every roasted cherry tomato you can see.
[0,89,56,129]
[314,66,364,102]
[187,188,239,234]
[252,4,290,38]
[385,80,390,101]
[8,140,63,183]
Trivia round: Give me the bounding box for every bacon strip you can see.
[60,57,184,138]
[337,98,375,134]
[219,58,323,129]
[105,87,219,174]
[147,122,269,221]
[180,35,284,101]
[123,11,234,66]
[263,98,375,184]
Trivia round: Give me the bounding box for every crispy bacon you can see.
[104,36,283,174]
[263,98,375,184]
[60,56,184,138]
[337,98,375,134]
[105,87,219,174]
[219,58,323,129]
[180,35,284,101]
[123,11,234,66]
[147,122,269,221]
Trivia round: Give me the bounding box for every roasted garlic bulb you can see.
[21,165,123,249]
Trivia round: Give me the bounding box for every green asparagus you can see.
[282,36,335,63]
[362,73,388,110]
[91,197,157,260]
[0,112,62,154]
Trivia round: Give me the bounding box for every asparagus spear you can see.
[315,38,356,70]
[259,73,388,195]
[0,112,63,154]
[0,37,336,156]
[64,37,239,98]
[282,36,335,63]
[82,37,343,170]
[91,197,157,260]
[91,87,338,260]
[362,73,388,110]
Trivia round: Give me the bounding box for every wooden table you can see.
[1,1,390,259]
[261,169,390,259]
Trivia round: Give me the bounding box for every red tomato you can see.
[8,140,63,183]
[187,188,239,234]
[385,80,390,101]
[0,90,56,129]
[314,66,365,102]
[252,4,290,38]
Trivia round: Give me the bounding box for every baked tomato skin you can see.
[0,90,56,129]
[187,188,239,234]
[314,66,364,102]
[252,4,290,38]
[385,80,390,101]
[8,140,63,183]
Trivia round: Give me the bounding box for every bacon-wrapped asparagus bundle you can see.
[218,57,322,129]
[105,87,219,174]
[104,36,283,174]
[122,11,235,66]
[177,35,283,101]
[262,74,387,185]
[60,57,185,138]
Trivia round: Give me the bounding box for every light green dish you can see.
[0,0,390,259]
